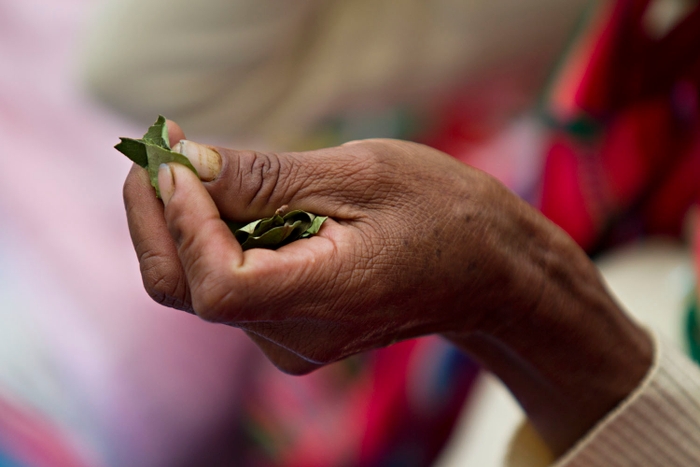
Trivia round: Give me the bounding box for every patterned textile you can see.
[539,0,700,255]
[236,339,479,467]
[0,393,94,467]
[536,0,700,359]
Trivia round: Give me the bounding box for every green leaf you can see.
[115,137,148,168]
[231,209,327,250]
[115,115,197,197]
[116,118,327,249]
[142,115,171,149]
[302,215,328,238]
[144,145,197,198]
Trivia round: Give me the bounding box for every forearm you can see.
[445,203,653,456]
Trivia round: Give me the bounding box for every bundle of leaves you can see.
[116,116,327,250]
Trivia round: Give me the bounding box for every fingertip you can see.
[163,162,208,220]
[166,119,186,147]
[126,161,148,181]
[124,162,156,207]
[158,163,174,205]
[168,161,201,197]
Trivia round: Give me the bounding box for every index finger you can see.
[123,163,193,311]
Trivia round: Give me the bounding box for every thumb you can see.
[158,162,245,318]
[173,140,379,222]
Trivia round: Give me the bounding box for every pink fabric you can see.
[538,0,700,253]
[0,1,265,465]
[0,395,94,467]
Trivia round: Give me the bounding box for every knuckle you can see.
[139,249,191,310]
[190,270,236,323]
[235,150,288,208]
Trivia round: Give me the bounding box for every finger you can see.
[166,120,223,182]
[123,164,192,311]
[172,139,385,222]
[159,162,245,319]
[166,119,186,148]
[172,140,222,182]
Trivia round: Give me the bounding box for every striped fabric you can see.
[555,338,700,466]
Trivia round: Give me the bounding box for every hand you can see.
[124,121,544,370]
[123,121,652,455]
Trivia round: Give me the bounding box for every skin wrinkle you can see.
[332,149,396,202]
[215,149,262,218]
[224,149,244,206]
[141,261,183,306]
[319,170,384,211]
[139,247,177,286]
[138,244,193,310]
[207,275,262,324]
[132,234,170,267]
[255,152,282,206]
[478,214,552,338]
[246,252,330,321]
[353,244,387,290]
[192,264,249,323]
[246,152,269,206]
[277,152,302,204]
[250,272,311,320]
[251,334,323,373]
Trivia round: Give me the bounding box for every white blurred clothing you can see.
[83,0,590,145]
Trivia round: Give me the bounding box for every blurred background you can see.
[0,0,698,466]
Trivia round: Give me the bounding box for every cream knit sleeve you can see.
[505,335,700,467]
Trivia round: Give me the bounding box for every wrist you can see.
[445,206,653,455]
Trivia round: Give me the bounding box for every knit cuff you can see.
[553,334,700,467]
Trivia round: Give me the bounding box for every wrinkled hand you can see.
[123,121,547,374]
[124,121,652,455]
